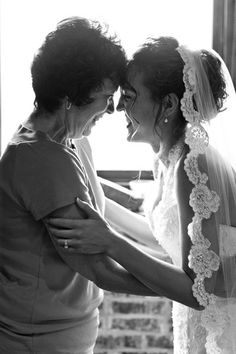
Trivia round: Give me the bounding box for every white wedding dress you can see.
[147,147,236,354]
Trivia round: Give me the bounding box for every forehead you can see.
[101,78,117,93]
[125,67,145,90]
[91,78,117,98]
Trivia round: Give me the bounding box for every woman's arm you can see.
[47,199,202,310]
[105,197,171,260]
[46,202,160,296]
[104,231,202,309]
[105,197,158,248]
[77,137,158,249]
[104,152,221,309]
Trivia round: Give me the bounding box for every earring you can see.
[66,100,72,110]
[164,117,168,123]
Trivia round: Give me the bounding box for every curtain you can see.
[213,0,236,88]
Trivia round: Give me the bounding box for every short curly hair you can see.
[31,17,127,113]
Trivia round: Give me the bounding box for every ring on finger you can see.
[64,239,69,249]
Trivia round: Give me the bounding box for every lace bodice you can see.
[147,146,236,354]
[149,157,181,266]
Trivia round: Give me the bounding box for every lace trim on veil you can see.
[176,46,221,307]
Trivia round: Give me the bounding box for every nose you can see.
[116,95,124,112]
[106,97,114,114]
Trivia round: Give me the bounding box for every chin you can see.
[126,127,139,142]
[130,133,146,143]
[127,133,142,143]
[82,130,92,137]
[82,125,94,136]
[127,135,132,142]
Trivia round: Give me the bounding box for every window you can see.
[1,0,213,170]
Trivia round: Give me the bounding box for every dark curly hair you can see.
[200,50,227,111]
[128,37,227,140]
[31,16,127,113]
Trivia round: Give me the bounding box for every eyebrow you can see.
[122,82,137,94]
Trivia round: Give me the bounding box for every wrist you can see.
[106,227,126,259]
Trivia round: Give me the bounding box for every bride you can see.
[47,37,236,353]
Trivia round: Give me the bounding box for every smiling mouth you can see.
[126,115,132,128]
[126,113,140,127]
[93,114,103,123]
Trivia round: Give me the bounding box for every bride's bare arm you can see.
[101,229,202,310]
[104,197,158,248]
[48,153,221,310]
[47,200,202,310]
[113,153,219,309]
[100,154,219,307]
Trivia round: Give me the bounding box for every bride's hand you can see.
[46,198,113,254]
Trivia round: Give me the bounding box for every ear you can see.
[64,96,72,111]
[162,93,179,118]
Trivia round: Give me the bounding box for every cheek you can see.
[145,103,157,126]
[139,110,157,136]
[99,99,109,112]
[126,100,137,116]
[88,99,107,117]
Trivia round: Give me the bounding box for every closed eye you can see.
[106,95,114,104]
[123,94,133,101]
[121,90,135,102]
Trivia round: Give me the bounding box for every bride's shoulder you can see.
[175,145,215,178]
[174,147,210,197]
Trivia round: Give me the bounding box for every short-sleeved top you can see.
[0,126,103,352]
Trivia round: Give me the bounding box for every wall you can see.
[94,291,173,354]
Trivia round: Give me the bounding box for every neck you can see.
[25,110,68,145]
[156,136,185,167]
[157,143,172,166]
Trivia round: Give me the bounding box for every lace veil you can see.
[176,45,236,351]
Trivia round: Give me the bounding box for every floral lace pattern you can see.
[185,124,209,154]
[176,46,201,125]
[149,46,235,353]
[176,46,227,352]
[177,46,221,308]
[150,146,182,267]
[150,142,185,254]
[149,150,236,353]
[189,184,220,219]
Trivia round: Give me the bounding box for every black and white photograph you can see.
[0,1,236,353]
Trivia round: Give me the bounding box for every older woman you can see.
[0,17,160,354]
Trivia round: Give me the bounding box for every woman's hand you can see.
[46,198,113,254]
